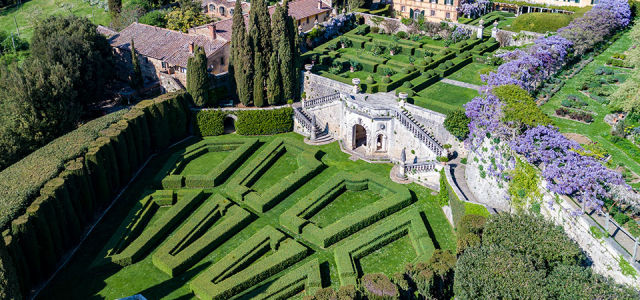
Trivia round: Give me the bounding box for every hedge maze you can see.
[303,24,499,97]
[280,173,412,248]
[38,133,455,299]
[226,138,324,213]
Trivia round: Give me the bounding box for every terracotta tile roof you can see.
[204,0,331,40]
[96,25,118,38]
[108,23,226,68]
[281,0,331,20]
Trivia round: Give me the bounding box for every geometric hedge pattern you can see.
[100,136,438,298]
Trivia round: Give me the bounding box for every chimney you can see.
[188,42,194,53]
[208,24,217,40]
[318,0,322,9]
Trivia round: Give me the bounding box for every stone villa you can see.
[99,0,331,91]
[389,0,460,22]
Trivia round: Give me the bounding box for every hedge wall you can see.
[1,92,192,295]
[195,107,293,137]
[190,226,308,300]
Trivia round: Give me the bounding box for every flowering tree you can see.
[458,0,490,19]
[451,27,472,43]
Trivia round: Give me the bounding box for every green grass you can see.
[249,151,297,193]
[447,62,494,85]
[39,133,455,299]
[0,0,128,40]
[358,235,416,276]
[413,82,479,114]
[309,189,383,228]
[540,30,640,178]
[178,151,231,175]
[464,202,490,217]
[510,12,572,33]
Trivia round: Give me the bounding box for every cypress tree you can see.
[0,238,22,300]
[292,24,302,101]
[231,0,253,106]
[108,0,122,22]
[267,52,282,105]
[253,51,266,107]
[249,0,271,107]
[186,45,210,107]
[280,0,297,102]
[130,39,144,91]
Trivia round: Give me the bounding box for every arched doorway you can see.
[224,115,236,133]
[376,134,385,151]
[353,124,367,149]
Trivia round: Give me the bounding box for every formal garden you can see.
[35,131,458,299]
[302,23,498,114]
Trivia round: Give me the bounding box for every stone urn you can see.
[304,64,313,72]
[390,50,395,56]
[398,92,408,106]
[352,78,361,94]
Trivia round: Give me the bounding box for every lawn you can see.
[309,189,383,228]
[413,81,479,114]
[177,151,231,175]
[447,62,494,85]
[249,151,298,193]
[39,132,455,299]
[0,0,126,40]
[540,30,640,178]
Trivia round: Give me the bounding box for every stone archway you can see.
[353,124,367,149]
[224,115,236,133]
[376,134,386,151]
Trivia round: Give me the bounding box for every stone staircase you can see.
[395,108,443,156]
[294,106,333,143]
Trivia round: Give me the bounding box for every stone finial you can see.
[401,148,406,162]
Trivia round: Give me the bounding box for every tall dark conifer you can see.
[249,0,270,106]
[231,0,253,106]
[279,0,296,102]
[186,45,209,107]
[129,39,144,90]
[267,52,282,105]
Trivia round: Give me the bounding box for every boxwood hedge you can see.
[195,107,293,137]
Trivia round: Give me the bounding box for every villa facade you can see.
[390,0,460,22]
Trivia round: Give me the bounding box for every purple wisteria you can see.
[464,93,507,149]
[458,0,490,19]
[465,0,632,210]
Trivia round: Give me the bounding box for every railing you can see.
[404,161,437,173]
[395,110,443,156]
[303,93,340,109]
[294,107,314,133]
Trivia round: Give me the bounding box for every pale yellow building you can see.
[391,0,460,22]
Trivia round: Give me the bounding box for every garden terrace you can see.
[39,133,455,299]
[302,24,499,99]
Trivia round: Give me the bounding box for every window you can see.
[230,8,234,15]
[430,9,435,16]
[445,12,450,18]
[430,0,437,3]
[219,6,225,15]
[306,17,309,24]
[315,15,318,21]
[444,0,453,4]
[220,57,224,65]
[401,6,405,11]
[209,4,215,12]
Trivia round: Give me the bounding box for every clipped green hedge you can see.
[226,138,323,213]
[152,194,252,276]
[190,226,308,300]
[0,109,127,230]
[195,107,293,136]
[280,172,412,248]
[252,259,322,300]
[333,208,434,286]
[110,190,206,266]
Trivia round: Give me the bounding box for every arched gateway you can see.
[353,124,367,149]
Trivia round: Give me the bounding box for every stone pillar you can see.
[352,78,361,94]
[311,115,317,141]
[398,92,408,107]
[399,148,407,178]
[491,21,498,39]
[633,239,639,260]
[477,19,484,39]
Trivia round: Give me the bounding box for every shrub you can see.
[234,107,293,135]
[402,81,413,88]
[444,109,470,140]
[194,110,225,136]
[337,285,361,300]
[395,31,407,39]
[361,273,398,299]
[371,26,380,33]
[365,75,375,84]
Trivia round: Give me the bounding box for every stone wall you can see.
[303,72,353,99]
[540,186,640,286]
[465,149,510,211]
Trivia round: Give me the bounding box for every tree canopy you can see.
[492,84,552,131]
[444,109,470,140]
